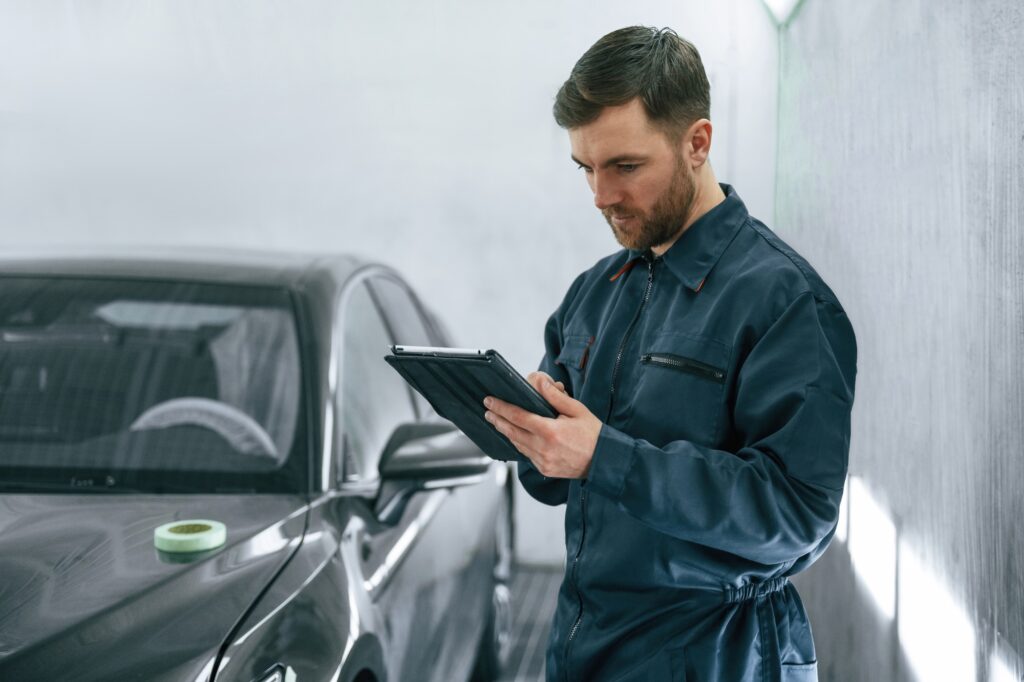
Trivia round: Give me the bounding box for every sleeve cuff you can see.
[586,423,636,500]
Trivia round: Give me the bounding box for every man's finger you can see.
[512,441,543,464]
[484,396,549,431]
[528,371,567,394]
[485,409,543,452]
[539,378,581,415]
[526,371,548,393]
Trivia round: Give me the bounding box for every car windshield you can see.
[0,276,307,494]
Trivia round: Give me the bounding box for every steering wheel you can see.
[130,397,278,458]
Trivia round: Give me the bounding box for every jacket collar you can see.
[616,183,748,292]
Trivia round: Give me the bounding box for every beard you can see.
[602,156,696,253]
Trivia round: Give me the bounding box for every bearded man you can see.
[483,25,857,682]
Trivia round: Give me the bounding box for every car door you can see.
[367,275,500,679]
[336,278,477,681]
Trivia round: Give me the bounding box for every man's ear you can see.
[682,118,713,166]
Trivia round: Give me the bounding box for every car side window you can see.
[367,277,438,419]
[339,282,416,483]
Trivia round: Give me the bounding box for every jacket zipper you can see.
[641,352,726,383]
[604,258,656,422]
[564,257,656,681]
[563,484,587,682]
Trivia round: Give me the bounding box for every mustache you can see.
[602,208,637,220]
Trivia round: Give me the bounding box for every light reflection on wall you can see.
[898,541,976,682]
[840,476,1021,681]
[990,648,1022,682]
[847,476,896,620]
[761,0,801,24]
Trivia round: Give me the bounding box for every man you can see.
[482,26,856,682]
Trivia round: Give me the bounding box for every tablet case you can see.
[384,349,556,462]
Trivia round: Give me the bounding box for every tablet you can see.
[384,346,557,462]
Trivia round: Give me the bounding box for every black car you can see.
[0,249,514,682]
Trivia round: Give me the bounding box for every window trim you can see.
[365,274,447,421]
[329,267,421,492]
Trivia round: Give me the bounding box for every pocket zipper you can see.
[641,352,726,383]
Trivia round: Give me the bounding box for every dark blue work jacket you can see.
[518,183,857,682]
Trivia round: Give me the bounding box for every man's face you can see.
[568,99,697,253]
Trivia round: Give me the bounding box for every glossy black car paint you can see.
[0,249,511,682]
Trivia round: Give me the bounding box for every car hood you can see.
[0,493,308,681]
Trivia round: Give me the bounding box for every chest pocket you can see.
[554,334,593,398]
[629,332,731,447]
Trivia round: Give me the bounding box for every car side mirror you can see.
[374,421,492,526]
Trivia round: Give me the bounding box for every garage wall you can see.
[0,0,779,565]
[776,0,1024,679]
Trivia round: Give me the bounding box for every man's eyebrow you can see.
[571,154,649,168]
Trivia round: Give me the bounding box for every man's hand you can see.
[483,371,602,479]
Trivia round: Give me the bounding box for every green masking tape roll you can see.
[154,519,226,553]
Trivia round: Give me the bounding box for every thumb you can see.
[540,377,582,415]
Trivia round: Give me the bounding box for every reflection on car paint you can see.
[364,489,448,599]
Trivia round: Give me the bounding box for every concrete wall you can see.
[776,0,1024,679]
[0,0,779,565]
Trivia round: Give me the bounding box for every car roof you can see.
[0,246,367,289]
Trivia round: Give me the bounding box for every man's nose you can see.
[592,175,622,210]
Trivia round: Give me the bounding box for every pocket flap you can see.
[555,334,592,370]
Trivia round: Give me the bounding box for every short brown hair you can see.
[553,26,711,140]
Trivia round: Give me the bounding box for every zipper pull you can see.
[579,335,595,370]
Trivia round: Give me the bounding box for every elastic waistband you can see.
[722,576,790,604]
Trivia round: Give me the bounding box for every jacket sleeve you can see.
[585,291,857,565]
[515,273,589,507]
